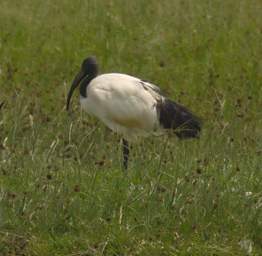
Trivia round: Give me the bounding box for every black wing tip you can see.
[174,114,202,139]
[158,99,202,139]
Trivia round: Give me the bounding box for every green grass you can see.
[0,0,262,255]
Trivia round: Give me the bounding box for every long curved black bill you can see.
[66,70,86,111]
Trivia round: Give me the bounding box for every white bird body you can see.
[80,73,164,139]
[67,56,201,169]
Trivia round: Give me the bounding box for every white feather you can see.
[80,73,164,139]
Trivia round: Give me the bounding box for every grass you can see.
[0,0,262,255]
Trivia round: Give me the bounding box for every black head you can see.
[81,56,98,75]
[66,56,99,111]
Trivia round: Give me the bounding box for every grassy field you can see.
[0,0,262,255]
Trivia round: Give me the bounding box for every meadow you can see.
[0,0,261,255]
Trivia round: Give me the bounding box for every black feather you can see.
[157,99,202,139]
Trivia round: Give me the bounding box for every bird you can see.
[66,56,201,170]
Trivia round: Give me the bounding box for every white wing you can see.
[138,79,162,94]
[80,73,163,139]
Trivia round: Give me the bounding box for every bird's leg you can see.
[122,138,129,171]
[0,101,4,110]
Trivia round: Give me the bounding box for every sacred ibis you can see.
[66,56,201,170]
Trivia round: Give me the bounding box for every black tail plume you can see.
[158,99,202,139]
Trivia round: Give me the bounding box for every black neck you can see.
[79,73,97,98]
